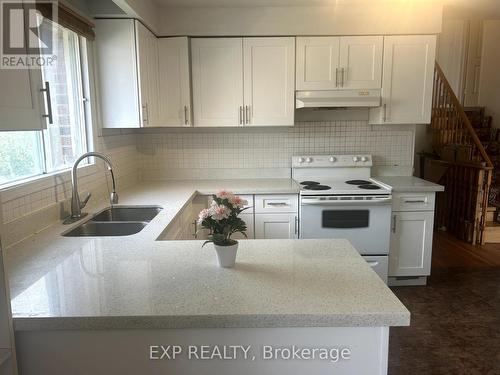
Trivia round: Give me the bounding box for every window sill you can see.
[0,163,97,202]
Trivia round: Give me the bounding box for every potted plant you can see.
[197,190,249,268]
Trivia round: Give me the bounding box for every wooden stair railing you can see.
[430,62,493,245]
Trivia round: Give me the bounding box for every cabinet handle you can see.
[341,67,345,87]
[335,68,339,87]
[367,261,379,267]
[294,215,298,235]
[142,103,149,124]
[383,103,387,122]
[239,106,243,125]
[192,220,197,239]
[245,105,250,124]
[404,199,426,204]
[392,215,397,233]
[40,81,53,125]
[184,105,189,125]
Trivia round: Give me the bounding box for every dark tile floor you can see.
[388,232,500,375]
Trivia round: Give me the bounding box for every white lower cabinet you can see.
[255,213,298,239]
[232,213,255,240]
[389,210,434,283]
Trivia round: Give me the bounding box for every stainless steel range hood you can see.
[296,89,381,108]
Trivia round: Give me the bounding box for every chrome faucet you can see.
[64,152,118,224]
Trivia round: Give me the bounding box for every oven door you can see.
[299,196,392,255]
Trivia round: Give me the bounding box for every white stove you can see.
[292,154,392,196]
[293,154,392,283]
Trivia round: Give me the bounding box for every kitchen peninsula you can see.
[5,181,409,375]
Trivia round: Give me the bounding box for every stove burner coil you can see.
[304,184,331,190]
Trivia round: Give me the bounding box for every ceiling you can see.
[153,0,500,16]
[152,0,416,7]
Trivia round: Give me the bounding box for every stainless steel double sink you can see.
[62,206,162,237]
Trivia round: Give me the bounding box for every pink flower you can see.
[197,208,211,224]
[210,204,231,221]
[216,190,235,200]
[229,195,248,208]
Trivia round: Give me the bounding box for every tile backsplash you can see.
[137,121,415,180]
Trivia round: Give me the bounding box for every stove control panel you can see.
[293,154,372,168]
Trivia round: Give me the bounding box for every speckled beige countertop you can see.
[375,176,444,192]
[5,179,409,331]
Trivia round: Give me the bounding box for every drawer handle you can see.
[404,199,427,203]
[267,202,289,206]
[367,261,379,267]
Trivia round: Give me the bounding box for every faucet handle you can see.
[80,193,91,209]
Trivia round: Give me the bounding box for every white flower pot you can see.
[214,242,238,268]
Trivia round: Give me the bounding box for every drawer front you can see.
[254,194,298,213]
[392,192,435,212]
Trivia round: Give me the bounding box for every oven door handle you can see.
[301,197,392,206]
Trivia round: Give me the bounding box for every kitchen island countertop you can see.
[5,179,409,331]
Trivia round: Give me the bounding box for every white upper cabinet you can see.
[95,19,159,128]
[157,37,192,127]
[296,36,382,90]
[191,38,244,127]
[243,37,295,126]
[0,66,46,131]
[339,36,383,89]
[191,37,295,127]
[135,21,160,127]
[296,37,340,90]
[370,35,436,124]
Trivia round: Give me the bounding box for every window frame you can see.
[0,34,96,190]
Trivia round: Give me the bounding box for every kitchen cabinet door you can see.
[296,37,340,90]
[95,19,140,128]
[191,38,244,127]
[255,213,298,239]
[95,19,159,128]
[0,65,46,131]
[232,213,255,240]
[136,21,159,127]
[339,36,383,89]
[243,37,295,126]
[158,37,191,126]
[389,211,434,277]
[369,35,436,124]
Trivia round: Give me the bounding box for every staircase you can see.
[429,63,494,245]
[463,107,500,242]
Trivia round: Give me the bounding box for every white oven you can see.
[299,195,392,282]
[292,154,392,283]
[299,195,392,255]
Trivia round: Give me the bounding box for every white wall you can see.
[479,20,500,127]
[157,2,442,36]
[437,19,467,97]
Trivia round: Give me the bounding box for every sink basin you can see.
[90,206,162,222]
[63,221,147,237]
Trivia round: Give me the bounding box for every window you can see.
[0,21,91,186]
